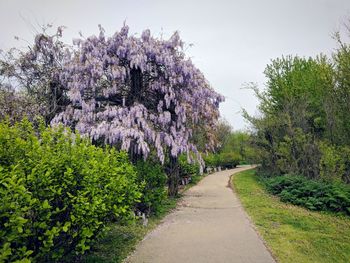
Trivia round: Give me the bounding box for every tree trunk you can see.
[127,68,143,105]
[167,156,179,197]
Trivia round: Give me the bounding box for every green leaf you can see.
[42,200,51,209]
[62,222,71,232]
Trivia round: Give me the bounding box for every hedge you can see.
[263,174,350,215]
[0,119,141,262]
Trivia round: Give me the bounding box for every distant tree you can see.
[213,119,232,152]
[244,55,335,178]
[333,29,350,145]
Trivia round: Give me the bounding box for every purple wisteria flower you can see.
[52,24,224,164]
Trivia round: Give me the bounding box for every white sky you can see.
[1,0,349,130]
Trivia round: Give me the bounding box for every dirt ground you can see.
[125,166,275,263]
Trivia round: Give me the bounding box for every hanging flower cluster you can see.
[52,24,224,163]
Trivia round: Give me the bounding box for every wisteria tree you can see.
[0,24,224,195]
[52,24,224,195]
[0,25,69,123]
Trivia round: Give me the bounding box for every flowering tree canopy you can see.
[52,25,224,164]
[0,25,69,123]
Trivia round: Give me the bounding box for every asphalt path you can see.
[125,166,275,263]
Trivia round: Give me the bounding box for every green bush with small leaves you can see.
[178,154,200,177]
[203,153,219,167]
[319,141,345,183]
[0,119,141,262]
[135,160,167,215]
[263,174,350,215]
[204,152,240,169]
[218,152,240,169]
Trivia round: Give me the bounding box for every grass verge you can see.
[82,197,177,263]
[232,169,350,263]
[81,173,207,263]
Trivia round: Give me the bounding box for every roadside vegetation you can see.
[0,24,222,262]
[81,197,178,263]
[2,10,350,263]
[264,174,350,215]
[83,170,208,263]
[243,23,350,216]
[232,169,350,263]
[204,120,256,169]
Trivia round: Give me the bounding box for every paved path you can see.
[125,166,275,263]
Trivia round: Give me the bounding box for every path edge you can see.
[229,167,278,263]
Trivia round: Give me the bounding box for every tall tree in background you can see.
[245,23,350,183]
[213,119,232,152]
[333,30,350,145]
[245,55,335,177]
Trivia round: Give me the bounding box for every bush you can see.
[203,153,218,167]
[178,154,200,177]
[319,141,345,183]
[340,145,350,183]
[219,152,240,169]
[0,119,141,262]
[135,160,167,216]
[203,152,240,169]
[263,174,350,215]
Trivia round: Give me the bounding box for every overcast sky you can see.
[1,0,349,130]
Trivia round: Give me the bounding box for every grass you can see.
[81,197,178,263]
[80,172,207,263]
[231,169,350,263]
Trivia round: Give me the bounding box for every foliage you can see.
[0,25,69,123]
[212,119,232,152]
[245,36,350,183]
[203,152,240,169]
[203,153,219,167]
[263,174,350,215]
[51,24,224,166]
[0,24,224,197]
[318,141,345,183]
[0,85,40,123]
[0,119,141,262]
[221,131,256,164]
[135,160,167,215]
[203,128,254,169]
[246,56,332,178]
[178,154,200,177]
[218,152,240,168]
[82,197,178,263]
[340,145,350,183]
[333,31,350,145]
[233,169,350,263]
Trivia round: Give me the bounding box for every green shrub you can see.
[319,141,345,183]
[203,152,240,169]
[0,119,141,262]
[203,153,218,167]
[178,154,200,177]
[135,160,167,216]
[340,146,350,183]
[263,174,350,215]
[219,152,240,168]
